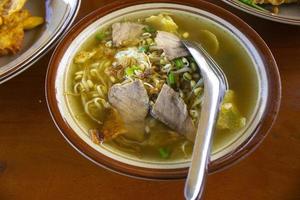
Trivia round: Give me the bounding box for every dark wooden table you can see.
[0,1,299,199]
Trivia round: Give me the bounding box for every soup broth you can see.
[65,11,258,162]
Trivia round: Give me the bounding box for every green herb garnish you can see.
[138,45,150,53]
[167,72,176,86]
[125,65,141,76]
[143,26,156,33]
[159,147,170,159]
[95,31,108,41]
[174,58,184,69]
[238,0,269,12]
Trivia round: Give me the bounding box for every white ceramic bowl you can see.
[46,0,281,179]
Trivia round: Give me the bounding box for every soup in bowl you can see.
[46,0,281,179]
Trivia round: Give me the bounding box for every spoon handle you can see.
[183,41,226,200]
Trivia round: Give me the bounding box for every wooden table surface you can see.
[0,1,299,199]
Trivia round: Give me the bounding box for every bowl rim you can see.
[46,0,281,180]
[0,0,81,85]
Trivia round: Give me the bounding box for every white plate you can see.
[0,0,81,84]
[222,0,300,25]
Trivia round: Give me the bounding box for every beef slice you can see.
[155,31,189,60]
[151,84,195,141]
[112,22,145,47]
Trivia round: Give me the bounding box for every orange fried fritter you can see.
[0,0,43,56]
[0,25,24,55]
[0,10,29,55]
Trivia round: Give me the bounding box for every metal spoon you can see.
[182,41,228,200]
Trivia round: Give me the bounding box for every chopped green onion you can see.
[138,45,149,53]
[167,72,176,85]
[174,58,184,69]
[143,26,156,33]
[132,65,141,70]
[159,147,170,159]
[95,31,108,41]
[125,68,134,77]
[238,0,269,12]
[125,65,141,77]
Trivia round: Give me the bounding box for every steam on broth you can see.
[66,12,258,161]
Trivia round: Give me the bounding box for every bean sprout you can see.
[173,66,192,74]
[143,82,155,88]
[182,57,189,67]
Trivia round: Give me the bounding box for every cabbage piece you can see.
[199,30,220,55]
[145,14,178,33]
[146,130,180,147]
[217,90,246,130]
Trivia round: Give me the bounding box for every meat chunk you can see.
[108,80,149,123]
[151,84,196,141]
[112,22,145,47]
[155,31,189,60]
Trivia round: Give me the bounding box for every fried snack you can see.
[0,0,44,56]
[0,0,26,15]
[253,0,299,5]
[0,10,28,55]
[0,26,24,55]
[22,16,44,30]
